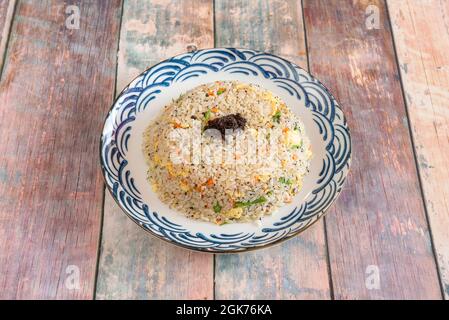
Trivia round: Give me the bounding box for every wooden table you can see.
[0,0,448,300]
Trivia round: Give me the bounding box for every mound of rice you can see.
[143,81,312,225]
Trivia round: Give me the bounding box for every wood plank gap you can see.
[384,0,445,299]
[213,0,217,49]
[300,0,310,74]
[93,0,125,301]
[386,0,449,298]
[0,0,17,77]
[322,217,335,300]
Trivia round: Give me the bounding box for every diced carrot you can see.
[206,178,214,186]
[282,127,289,133]
[211,107,219,113]
[292,154,298,160]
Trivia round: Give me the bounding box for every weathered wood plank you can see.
[0,0,122,299]
[388,0,449,299]
[96,0,214,300]
[303,0,441,299]
[214,0,331,300]
[0,0,16,73]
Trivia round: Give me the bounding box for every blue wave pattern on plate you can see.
[101,48,351,252]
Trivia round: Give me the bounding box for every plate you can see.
[100,48,351,253]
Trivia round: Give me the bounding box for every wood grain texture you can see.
[0,0,16,73]
[303,0,441,299]
[0,0,121,299]
[95,0,214,300]
[214,0,331,300]
[388,0,449,299]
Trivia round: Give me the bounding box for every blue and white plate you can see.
[100,48,351,253]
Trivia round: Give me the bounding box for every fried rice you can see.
[143,80,312,225]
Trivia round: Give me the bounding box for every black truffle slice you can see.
[204,113,247,138]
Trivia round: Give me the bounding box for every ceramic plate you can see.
[100,48,351,253]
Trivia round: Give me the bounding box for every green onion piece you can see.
[291,140,303,149]
[279,177,292,185]
[213,201,222,213]
[234,196,267,208]
[272,110,281,123]
[217,88,225,95]
[252,196,267,204]
[204,109,211,121]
